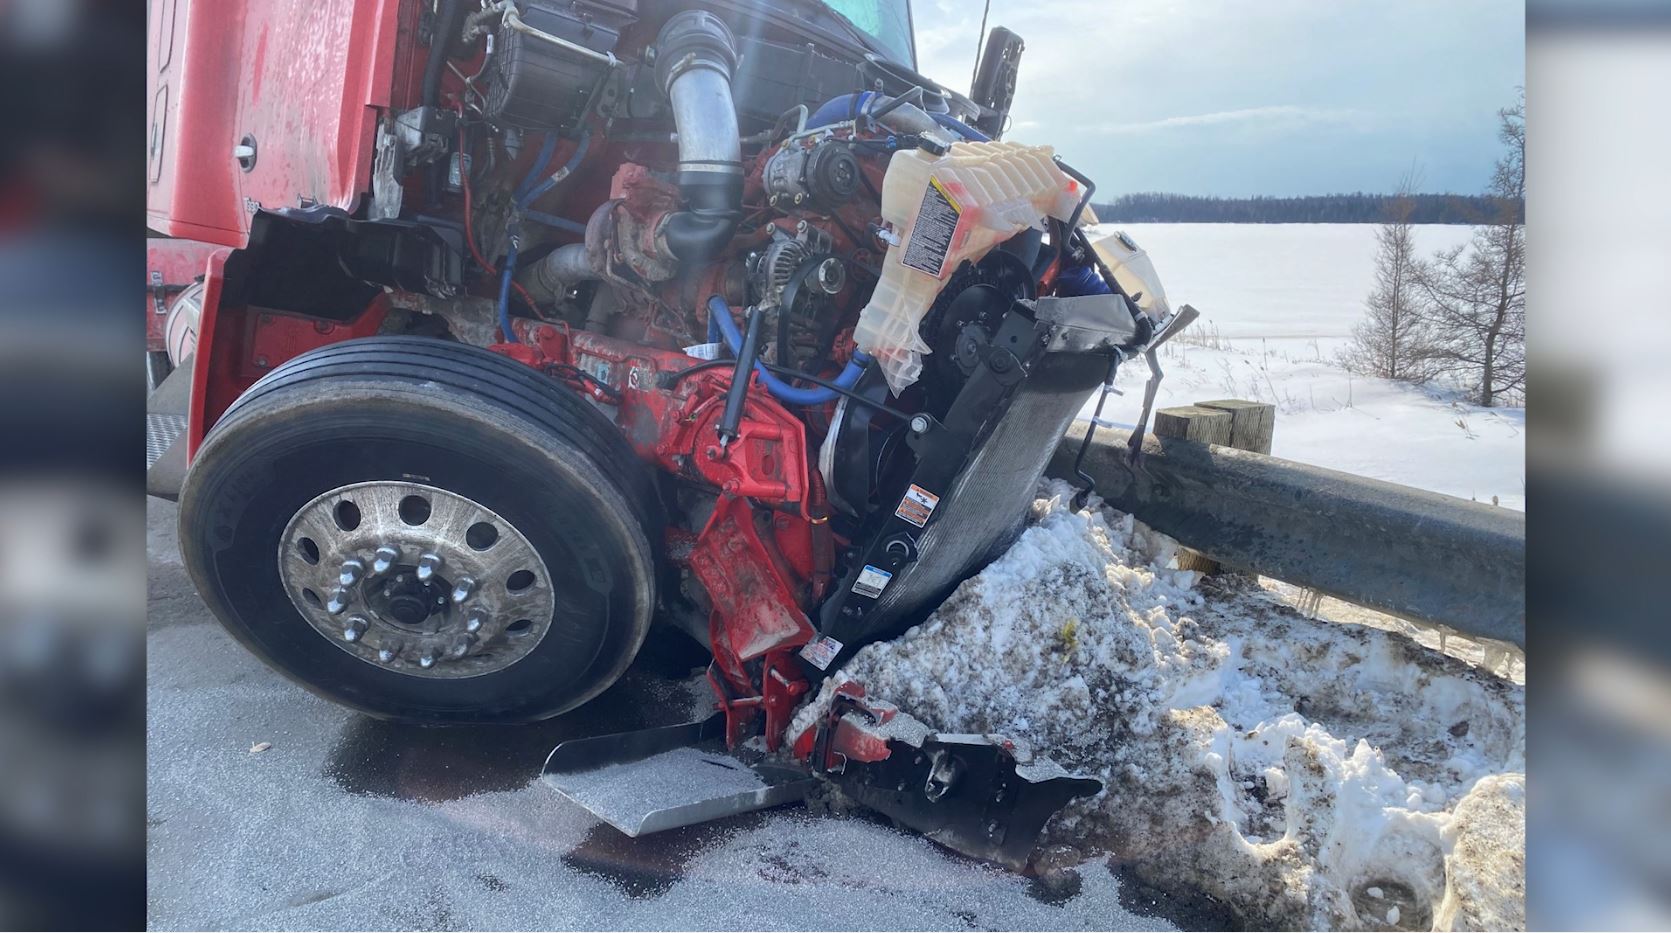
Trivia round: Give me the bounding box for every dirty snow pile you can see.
[811,480,1525,930]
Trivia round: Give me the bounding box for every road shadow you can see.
[559,813,768,899]
[324,643,710,803]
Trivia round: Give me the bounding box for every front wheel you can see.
[177,337,661,723]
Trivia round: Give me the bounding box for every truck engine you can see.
[151,0,1186,867]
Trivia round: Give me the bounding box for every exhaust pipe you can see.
[654,11,742,262]
[518,242,595,306]
[520,11,741,298]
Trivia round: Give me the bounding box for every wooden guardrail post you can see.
[1153,400,1276,574]
[1196,399,1276,454]
[1152,406,1231,446]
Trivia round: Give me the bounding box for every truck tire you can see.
[177,336,661,723]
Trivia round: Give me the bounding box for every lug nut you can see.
[450,635,474,658]
[416,553,444,582]
[465,611,486,634]
[372,546,400,574]
[418,653,436,669]
[377,642,401,663]
[342,616,368,642]
[451,576,476,603]
[325,589,351,615]
[339,558,366,587]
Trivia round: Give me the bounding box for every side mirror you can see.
[969,27,1024,139]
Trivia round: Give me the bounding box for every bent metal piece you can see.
[829,731,1101,870]
[542,715,817,836]
[806,691,1101,870]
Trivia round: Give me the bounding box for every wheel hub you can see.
[278,481,557,678]
[368,567,450,629]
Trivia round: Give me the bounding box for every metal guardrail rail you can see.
[1047,420,1526,647]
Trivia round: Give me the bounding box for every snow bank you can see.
[810,480,1525,930]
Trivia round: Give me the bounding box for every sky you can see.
[910,0,1526,198]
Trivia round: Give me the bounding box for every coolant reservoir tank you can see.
[1089,229,1171,322]
[856,141,1080,394]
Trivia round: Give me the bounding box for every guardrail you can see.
[1046,405,1525,647]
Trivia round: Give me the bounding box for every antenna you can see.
[970,0,993,89]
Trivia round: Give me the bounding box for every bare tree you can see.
[1340,171,1436,382]
[1415,96,1526,407]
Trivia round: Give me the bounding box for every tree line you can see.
[1338,96,1525,408]
[1092,191,1522,225]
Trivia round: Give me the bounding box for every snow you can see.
[808,481,1525,930]
[1083,224,1526,510]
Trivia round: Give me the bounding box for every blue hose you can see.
[808,91,878,129]
[497,239,519,342]
[519,208,587,236]
[931,111,989,141]
[519,129,592,208]
[705,296,870,405]
[809,91,989,144]
[1056,262,1112,297]
[512,133,560,204]
[498,130,592,337]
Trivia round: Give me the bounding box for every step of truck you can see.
[146,357,193,499]
[542,714,816,836]
[147,412,187,470]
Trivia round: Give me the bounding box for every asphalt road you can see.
[147,499,1181,931]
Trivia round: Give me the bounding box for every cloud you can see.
[910,0,1521,195]
[1089,105,1371,136]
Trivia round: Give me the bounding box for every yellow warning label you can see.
[929,176,961,212]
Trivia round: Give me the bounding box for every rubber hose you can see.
[931,111,990,141]
[421,0,464,109]
[706,296,869,405]
[519,129,592,209]
[497,240,519,342]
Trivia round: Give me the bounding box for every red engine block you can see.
[499,317,831,752]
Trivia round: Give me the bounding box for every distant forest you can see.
[1092,192,1524,225]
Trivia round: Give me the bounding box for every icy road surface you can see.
[145,499,1186,931]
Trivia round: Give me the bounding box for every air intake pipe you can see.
[655,11,742,262]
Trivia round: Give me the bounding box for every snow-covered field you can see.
[1084,224,1526,510]
[815,481,1525,930]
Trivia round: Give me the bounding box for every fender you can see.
[185,249,387,460]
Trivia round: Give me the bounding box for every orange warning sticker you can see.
[894,483,940,527]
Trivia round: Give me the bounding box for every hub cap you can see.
[278,481,555,678]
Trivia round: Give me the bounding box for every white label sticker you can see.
[894,483,941,527]
[579,354,616,387]
[901,176,962,279]
[852,564,893,599]
[798,635,844,671]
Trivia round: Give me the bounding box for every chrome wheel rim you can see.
[278,481,555,679]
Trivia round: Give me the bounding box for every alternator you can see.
[750,223,836,310]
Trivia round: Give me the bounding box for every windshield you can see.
[821,0,915,67]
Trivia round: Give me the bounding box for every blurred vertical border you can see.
[1527,0,1671,929]
[0,0,146,928]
